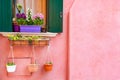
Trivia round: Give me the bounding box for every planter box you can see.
[10,40,49,46]
[20,25,42,33]
[33,40,49,46]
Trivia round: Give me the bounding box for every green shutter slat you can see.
[47,0,63,33]
[0,0,12,32]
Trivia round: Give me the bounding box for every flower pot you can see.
[20,25,42,33]
[44,64,53,71]
[13,25,20,32]
[12,21,20,32]
[28,64,39,72]
[6,65,16,72]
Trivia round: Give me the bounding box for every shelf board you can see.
[0,32,58,37]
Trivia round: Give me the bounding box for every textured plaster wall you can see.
[69,0,120,80]
[1,0,120,80]
[0,0,74,80]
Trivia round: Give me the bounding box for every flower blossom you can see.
[33,13,44,20]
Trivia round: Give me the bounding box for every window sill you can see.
[0,32,58,37]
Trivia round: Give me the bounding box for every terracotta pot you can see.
[28,64,39,72]
[13,40,21,45]
[20,40,28,45]
[33,40,40,45]
[33,40,49,46]
[44,64,53,71]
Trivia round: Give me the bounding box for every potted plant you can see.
[6,62,16,72]
[6,46,16,73]
[8,34,22,45]
[12,4,26,32]
[44,61,53,71]
[28,46,39,73]
[15,4,44,33]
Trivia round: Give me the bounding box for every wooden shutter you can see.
[0,0,12,32]
[47,0,63,33]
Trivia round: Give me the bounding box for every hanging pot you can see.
[44,63,53,71]
[6,46,16,72]
[28,64,39,72]
[6,64,16,72]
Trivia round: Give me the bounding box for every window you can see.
[0,0,63,33]
[13,0,47,27]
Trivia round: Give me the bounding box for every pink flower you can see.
[33,13,44,20]
[33,15,37,20]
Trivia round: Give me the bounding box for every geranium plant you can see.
[16,13,27,25]
[33,13,44,25]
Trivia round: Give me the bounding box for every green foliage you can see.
[33,13,44,25]
[33,18,44,25]
[46,61,52,64]
[8,33,22,40]
[7,62,15,66]
[17,18,27,25]
[17,4,22,13]
[8,34,43,41]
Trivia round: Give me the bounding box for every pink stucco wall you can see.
[1,0,120,80]
[0,0,73,80]
[69,0,120,80]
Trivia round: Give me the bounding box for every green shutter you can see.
[47,0,63,33]
[0,0,12,32]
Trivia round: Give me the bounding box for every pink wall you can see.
[1,0,120,80]
[69,0,120,80]
[0,0,73,80]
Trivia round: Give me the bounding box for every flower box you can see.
[33,40,49,46]
[20,25,42,33]
[9,40,49,46]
